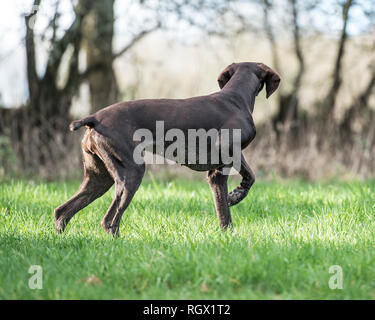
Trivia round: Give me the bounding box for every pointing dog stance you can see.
[54,62,280,236]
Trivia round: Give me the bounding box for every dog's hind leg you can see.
[208,168,232,229]
[54,150,113,233]
[227,153,255,207]
[100,161,145,237]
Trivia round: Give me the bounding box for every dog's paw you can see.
[227,188,247,207]
[55,218,67,234]
[101,220,120,238]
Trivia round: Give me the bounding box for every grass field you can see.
[0,177,375,299]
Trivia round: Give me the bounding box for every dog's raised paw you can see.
[227,191,239,207]
[227,189,247,207]
[55,218,67,234]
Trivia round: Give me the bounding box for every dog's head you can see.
[217,62,280,98]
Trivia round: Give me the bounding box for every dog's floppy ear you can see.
[217,63,236,89]
[257,63,281,98]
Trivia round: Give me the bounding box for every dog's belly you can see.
[159,144,234,172]
[182,163,223,171]
[145,129,244,171]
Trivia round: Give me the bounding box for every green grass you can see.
[0,177,375,299]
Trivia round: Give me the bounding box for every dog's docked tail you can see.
[69,116,98,131]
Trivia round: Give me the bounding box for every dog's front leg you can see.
[207,168,232,229]
[227,154,255,207]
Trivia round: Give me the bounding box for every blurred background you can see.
[0,0,374,181]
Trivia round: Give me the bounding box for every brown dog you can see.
[54,62,280,236]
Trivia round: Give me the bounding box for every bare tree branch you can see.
[290,0,305,90]
[25,0,42,102]
[262,0,281,75]
[324,0,354,118]
[112,23,161,60]
[44,15,83,79]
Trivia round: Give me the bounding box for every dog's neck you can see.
[220,67,260,114]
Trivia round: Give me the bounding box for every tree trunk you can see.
[272,0,304,136]
[340,64,375,138]
[323,0,354,120]
[82,0,118,112]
